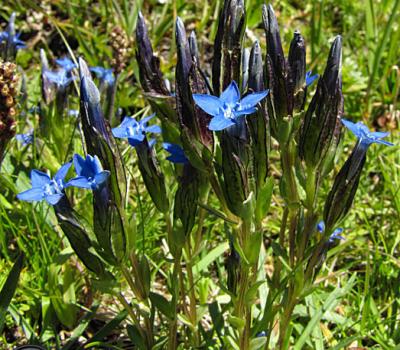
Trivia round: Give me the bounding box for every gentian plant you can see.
[10,1,395,350]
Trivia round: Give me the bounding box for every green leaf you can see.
[293,274,357,350]
[149,292,174,320]
[0,254,24,333]
[250,336,267,350]
[255,177,274,224]
[127,324,147,350]
[194,242,229,273]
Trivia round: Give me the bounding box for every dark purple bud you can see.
[54,196,106,275]
[40,49,56,105]
[247,40,269,193]
[175,18,213,149]
[262,4,289,123]
[299,36,343,170]
[135,12,170,96]
[174,164,201,236]
[288,30,306,111]
[212,0,246,94]
[136,139,169,213]
[323,141,366,231]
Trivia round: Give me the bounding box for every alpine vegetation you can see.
[2,1,396,350]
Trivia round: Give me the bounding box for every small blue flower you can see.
[55,57,77,73]
[15,130,33,146]
[43,69,75,89]
[112,114,161,147]
[67,154,110,190]
[342,119,394,148]
[17,162,72,205]
[193,81,269,131]
[317,220,345,243]
[90,67,115,85]
[0,31,26,50]
[0,13,26,52]
[328,228,345,243]
[305,71,318,87]
[256,331,267,338]
[163,143,189,164]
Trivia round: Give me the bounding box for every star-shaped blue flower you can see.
[43,69,75,89]
[317,221,345,243]
[0,31,26,50]
[67,154,110,190]
[17,162,72,205]
[90,67,115,85]
[305,71,318,87]
[342,119,394,148]
[15,130,33,146]
[163,143,189,164]
[0,13,26,52]
[112,114,161,147]
[192,81,269,131]
[55,57,77,73]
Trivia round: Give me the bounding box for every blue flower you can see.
[192,81,269,131]
[305,71,318,87]
[17,162,72,205]
[0,13,25,52]
[0,31,26,50]
[90,67,115,85]
[112,114,161,147]
[15,130,33,146]
[163,143,189,164]
[67,154,110,190]
[55,57,77,73]
[317,221,345,243]
[43,69,75,89]
[342,119,394,148]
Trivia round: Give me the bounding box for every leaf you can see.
[86,309,128,344]
[0,254,24,333]
[61,303,100,350]
[149,292,174,320]
[127,324,147,350]
[255,176,274,224]
[250,336,267,350]
[194,242,229,273]
[293,274,357,350]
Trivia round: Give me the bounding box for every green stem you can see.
[185,241,199,346]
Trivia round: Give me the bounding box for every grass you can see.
[0,0,399,349]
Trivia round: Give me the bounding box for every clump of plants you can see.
[1,1,394,349]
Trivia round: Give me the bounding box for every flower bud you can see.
[212,0,246,95]
[323,143,366,230]
[288,31,306,111]
[299,36,343,170]
[262,4,289,123]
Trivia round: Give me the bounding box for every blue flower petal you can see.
[193,94,224,117]
[145,125,162,134]
[209,116,236,131]
[112,126,129,138]
[139,113,156,126]
[17,188,44,202]
[54,162,72,182]
[220,81,240,105]
[31,170,50,187]
[317,221,325,233]
[45,193,64,205]
[92,155,104,175]
[67,176,92,189]
[238,90,269,110]
[73,154,86,176]
[163,143,189,164]
[234,107,257,117]
[305,71,318,87]
[94,171,110,188]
